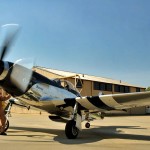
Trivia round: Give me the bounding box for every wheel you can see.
[65,120,79,139]
[85,122,90,128]
[4,120,9,132]
[101,115,104,119]
[100,114,105,120]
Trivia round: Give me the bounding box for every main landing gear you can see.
[65,115,92,138]
[65,103,106,139]
[65,102,81,139]
[65,120,79,139]
[4,100,13,132]
[65,105,97,138]
[4,99,30,132]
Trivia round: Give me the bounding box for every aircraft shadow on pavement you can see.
[9,125,150,144]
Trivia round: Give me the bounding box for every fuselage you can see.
[0,60,79,114]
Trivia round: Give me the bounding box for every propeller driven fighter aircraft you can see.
[1,24,150,139]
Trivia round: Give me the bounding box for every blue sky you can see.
[0,0,150,87]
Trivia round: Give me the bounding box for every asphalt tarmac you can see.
[0,113,150,150]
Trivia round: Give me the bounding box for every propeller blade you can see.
[0,24,20,60]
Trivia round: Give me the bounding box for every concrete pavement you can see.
[0,113,150,150]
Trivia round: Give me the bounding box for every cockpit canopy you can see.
[54,79,81,97]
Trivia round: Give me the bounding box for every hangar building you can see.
[33,66,149,115]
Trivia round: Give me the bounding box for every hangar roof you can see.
[34,66,144,88]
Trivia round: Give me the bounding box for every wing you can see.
[71,91,150,111]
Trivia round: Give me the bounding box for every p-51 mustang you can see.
[1,24,150,139]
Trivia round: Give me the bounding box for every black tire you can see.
[65,120,79,139]
[4,120,9,132]
[85,122,90,128]
[100,115,105,120]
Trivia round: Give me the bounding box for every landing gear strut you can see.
[4,100,13,132]
[4,99,30,132]
[65,102,81,139]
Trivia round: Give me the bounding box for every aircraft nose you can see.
[0,60,9,80]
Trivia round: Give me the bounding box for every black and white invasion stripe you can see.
[63,92,150,112]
